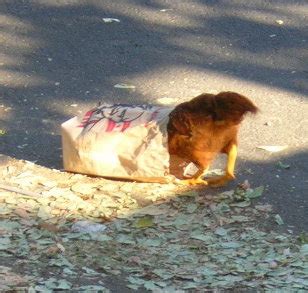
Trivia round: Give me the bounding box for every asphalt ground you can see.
[0,0,307,290]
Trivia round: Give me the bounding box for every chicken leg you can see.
[206,143,237,187]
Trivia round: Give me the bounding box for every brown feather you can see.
[167,91,258,176]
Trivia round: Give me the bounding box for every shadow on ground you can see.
[0,0,307,167]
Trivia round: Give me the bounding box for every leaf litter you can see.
[0,159,307,291]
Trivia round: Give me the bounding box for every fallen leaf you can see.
[114,83,135,89]
[255,204,272,212]
[239,179,250,190]
[274,214,284,225]
[56,243,65,253]
[276,161,290,169]
[46,245,62,255]
[71,183,95,195]
[220,241,242,249]
[298,232,308,244]
[246,186,264,199]
[76,285,110,291]
[102,18,120,23]
[257,145,288,152]
[133,216,154,228]
[0,238,11,250]
[155,97,178,105]
[230,201,251,208]
[214,227,228,237]
[300,244,308,255]
[71,220,107,233]
[134,205,169,216]
[13,208,30,219]
[39,222,60,233]
[37,206,52,220]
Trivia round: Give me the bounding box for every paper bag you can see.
[61,103,178,179]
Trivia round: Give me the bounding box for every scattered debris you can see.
[102,18,120,23]
[257,145,288,152]
[0,182,42,197]
[0,160,307,291]
[155,97,179,105]
[276,161,290,169]
[298,232,308,244]
[71,221,107,233]
[114,83,136,89]
[275,214,284,225]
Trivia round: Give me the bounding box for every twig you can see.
[0,182,41,197]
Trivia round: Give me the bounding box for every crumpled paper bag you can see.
[61,103,180,180]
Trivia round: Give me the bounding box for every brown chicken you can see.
[167,91,258,187]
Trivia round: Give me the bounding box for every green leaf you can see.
[49,256,74,269]
[63,268,76,275]
[133,216,154,228]
[143,281,159,290]
[230,201,251,208]
[300,244,308,255]
[126,284,140,290]
[298,232,308,244]
[220,242,242,249]
[230,215,249,222]
[138,238,162,247]
[89,234,112,242]
[216,202,230,213]
[82,267,99,275]
[214,227,228,237]
[274,214,284,225]
[182,282,199,289]
[0,220,20,230]
[76,285,110,292]
[190,234,215,243]
[127,276,144,286]
[153,269,174,280]
[198,267,218,276]
[0,238,11,250]
[57,279,72,290]
[246,186,264,199]
[276,161,290,169]
[34,286,52,293]
[116,234,136,245]
[186,203,198,213]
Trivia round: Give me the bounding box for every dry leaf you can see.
[102,18,120,23]
[155,97,178,105]
[46,245,61,255]
[39,222,60,233]
[257,145,288,152]
[13,208,30,219]
[114,83,136,89]
[71,183,95,195]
